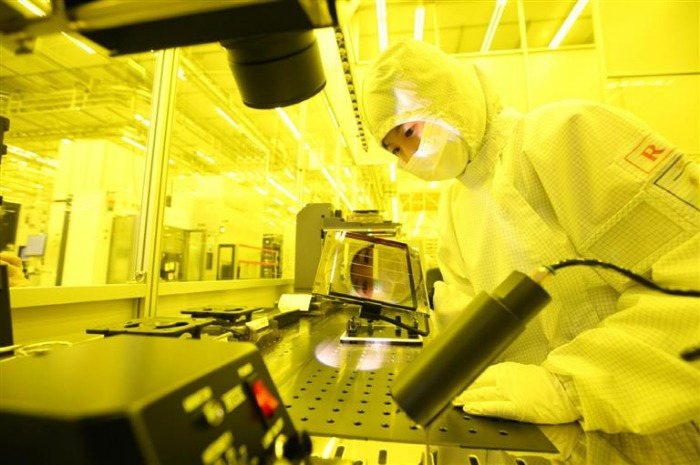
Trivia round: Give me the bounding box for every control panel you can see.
[0,335,310,465]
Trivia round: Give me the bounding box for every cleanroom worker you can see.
[361,39,699,436]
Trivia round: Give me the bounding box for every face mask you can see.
[399,122,468,181]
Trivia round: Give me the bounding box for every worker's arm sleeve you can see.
[523,102,700,433]
[542,235,700,434]
[431,187,477,331]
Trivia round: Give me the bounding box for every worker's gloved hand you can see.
[432,281,472,332]
[453,362,581,424]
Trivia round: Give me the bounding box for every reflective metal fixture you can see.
[0,0,339,109]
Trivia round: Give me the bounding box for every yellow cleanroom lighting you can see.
[276,107,300,140]
[61,33,97,54]
[216,107,239,129]
[391,196,399,223]
[18,0,46,17]
[481,0,507,53]
[376,0,388,51]
[414,6,425,41]
[548,0,589,49]
[267,177,298,202]
[121,136,147,151]
[321,167,338,190]
[338,191,353,212]
[412,211,425,237]
[135,114,151,126]
[195,150,215,164]
[7,145,37,158]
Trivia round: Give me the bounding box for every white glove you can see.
[432,281,472,332]
[453,362,581,424]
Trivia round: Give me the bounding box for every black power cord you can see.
[544,258,700,297]
[358,302,431,337]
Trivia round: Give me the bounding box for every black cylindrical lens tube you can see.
[391,271,551,427]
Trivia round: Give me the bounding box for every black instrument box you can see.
[0,335,300,464]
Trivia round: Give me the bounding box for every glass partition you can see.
[0,31,156,286]
[1,26,373,288]
[159,36,362,284]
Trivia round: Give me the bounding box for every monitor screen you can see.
[24,234,47,257]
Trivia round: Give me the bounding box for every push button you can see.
[202,399,226,427]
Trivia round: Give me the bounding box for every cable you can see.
[544,258,700,297]
[366,312,430,337]
[358,302,431,337]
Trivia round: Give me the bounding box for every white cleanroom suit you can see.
[361,39,699,438]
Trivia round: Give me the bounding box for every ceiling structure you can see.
[0,0,595,239]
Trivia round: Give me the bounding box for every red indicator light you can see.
[251,379,279,418]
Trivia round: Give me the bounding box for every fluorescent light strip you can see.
[414,6,425,41]
[321,167,338,190]
[276,108,300,140]
[7,145,37,159]
[321,167,352,210]
[548,0,589,49]
[135,113,151,126]
[37,156,58,168]
[18,0,46,17]
[267,177,298,202]
[412,211,425,237]
[216,107,239,129]
[121,136,146,151]
[61,33,97,54]
[376,0,388,51]
[337,177,347,192]
[389,163,396,183]
[254,186,268,196]
[195,150,215,164]
[338,191,353,212]
[481,0,507,53]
